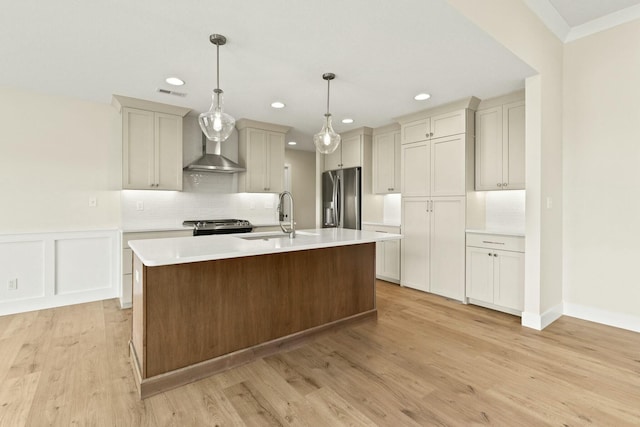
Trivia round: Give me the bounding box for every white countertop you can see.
[466,228,525,237]
[129,228,403,267]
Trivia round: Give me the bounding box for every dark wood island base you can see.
[130,242,377,398]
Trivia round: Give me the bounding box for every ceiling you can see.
[2,1,637,151]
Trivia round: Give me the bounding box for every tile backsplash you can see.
[485,190,525,232]
[121,172,280,230]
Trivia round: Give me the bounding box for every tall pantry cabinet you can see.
[398,98,478,301]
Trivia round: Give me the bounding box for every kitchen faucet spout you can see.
[278,191,295,239]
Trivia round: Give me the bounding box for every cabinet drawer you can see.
[466,233,524,252]
[362,224,400,234]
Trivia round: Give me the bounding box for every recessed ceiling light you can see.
[271,101,286,109]
[287,141,297,146]
[414,93,431,101]
[165,77,185,86]
[341,118,354,124]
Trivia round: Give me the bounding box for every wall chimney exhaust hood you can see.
[183,133,245,173]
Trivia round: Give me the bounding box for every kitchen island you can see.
[128,228,401,398]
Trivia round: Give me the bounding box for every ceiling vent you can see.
[156,88,187,97]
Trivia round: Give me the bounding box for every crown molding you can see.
[566,3,640,42]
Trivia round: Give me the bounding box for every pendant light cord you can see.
[215,43,220,109]
[326,79,331,115]
[216,43,220,91]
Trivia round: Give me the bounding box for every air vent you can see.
[156,88,187,97]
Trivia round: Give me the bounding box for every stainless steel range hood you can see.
[183,134,245,173]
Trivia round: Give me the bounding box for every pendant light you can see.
[313,73,341,154]
[199,34,235,142]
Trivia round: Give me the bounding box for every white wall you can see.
[0,88,122,314]
[285,149,316,230]
[448,0,565,329]
[0,87,121,233]
[563,20,640,331]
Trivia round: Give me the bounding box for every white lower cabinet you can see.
[362,224,400,283]
[121,229,192,308]
[465,233,525,315]
[401,197,466,301]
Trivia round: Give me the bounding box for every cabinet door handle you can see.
[482,240,505,245]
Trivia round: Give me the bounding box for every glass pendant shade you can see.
[199,89,235,142]
[314,72,341,154]
[313,114,341,154]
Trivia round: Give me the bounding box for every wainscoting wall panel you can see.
[0,229,120,316]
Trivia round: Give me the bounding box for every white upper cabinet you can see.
[372,124,401,194]
[114,96,190,191]
[401,141,430,197]
[503,101,525,189]
[475,91,525,191]
[237,119,290,193]
[401,109,466,144]
[400,134,466,197]
[323,127,372,172]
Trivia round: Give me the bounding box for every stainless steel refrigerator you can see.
[322,167,361,229]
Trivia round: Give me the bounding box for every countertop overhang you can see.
[129,228,402,267]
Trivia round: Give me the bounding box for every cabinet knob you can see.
[503,183,508,187]
[430,132,434,137]
[493,253,498,257]
[488,253,492,256]
[497,183,502,187]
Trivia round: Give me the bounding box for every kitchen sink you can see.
[240,234,291,241]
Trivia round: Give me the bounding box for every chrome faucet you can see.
[278,191,295,239]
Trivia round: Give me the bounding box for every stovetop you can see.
[183,219,253,235]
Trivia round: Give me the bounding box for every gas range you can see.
[182,219,253,236]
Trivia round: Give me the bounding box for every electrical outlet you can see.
[136,201,144,211]
[88,197,97,207]
[8,278,17,290]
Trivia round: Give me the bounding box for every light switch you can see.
[546,197,553,209]
[136,201,144,211]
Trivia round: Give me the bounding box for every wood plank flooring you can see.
[1,280,639,426]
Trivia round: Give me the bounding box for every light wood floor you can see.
[1,281,639,426]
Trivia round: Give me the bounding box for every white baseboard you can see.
[563,302,640,333]
[521,303,563,330]
[1,288,118,316]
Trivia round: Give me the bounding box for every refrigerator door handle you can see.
[336,175,342,227]
[354,169,360,229]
